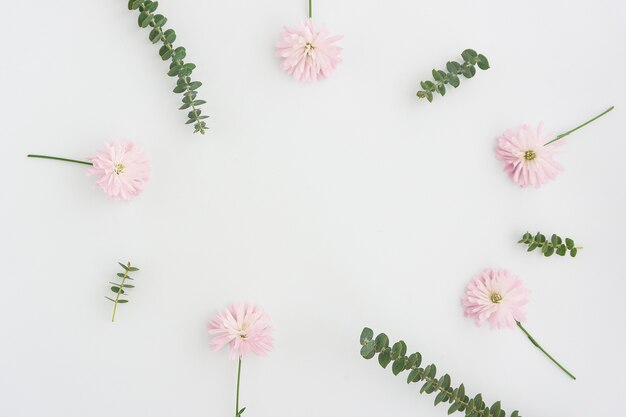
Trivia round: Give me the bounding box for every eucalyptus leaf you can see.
[163,29,176,43]
[375,333,389,351]
[360,340,376,359]
[152,14,167,27]
[145,2,158,13]
[447,73,460,88]
[476,54,490,70]
[392,357,406,375]
[149,28,161,43]
[360,328,374,345]
[378,349,391,368]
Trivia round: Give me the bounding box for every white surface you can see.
[1,1,625,416]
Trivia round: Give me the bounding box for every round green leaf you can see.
[378,349,391,368]
[359,328,373,345]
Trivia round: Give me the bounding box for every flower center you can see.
[304,42,315,56]
[490,293,503,303]
[114,163,125,175]
[238,323,249,339]
[524,150,537,161]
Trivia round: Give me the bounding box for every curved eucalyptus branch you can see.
[417,49,490,102]
[360,327,521,417]
[128,0,208,134]
[518,232,581,257]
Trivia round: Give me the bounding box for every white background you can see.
[1,0,625,416]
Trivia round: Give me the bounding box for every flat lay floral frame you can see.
[3,1,623,417]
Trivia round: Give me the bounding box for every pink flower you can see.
[496,123,563,188]
[276,19,342,82]
[87,141,150,201]
[462,268,529,329]
[208,303,273,359]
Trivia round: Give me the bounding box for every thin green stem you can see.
[308,0,312,18]
[544,106,614,146]
[112,263,130,322]
[235,356,242,417]
[27,154,92,166]
[516,321,576,380]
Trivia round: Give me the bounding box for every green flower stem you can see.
[235,356,242,417]
[111,265,130,322]
[516,321,576,380]
[27,154,92,166]
[544,106,614,146]
[308,0,312,18]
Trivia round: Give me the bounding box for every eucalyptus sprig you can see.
[360,327,521,417]
[417,49,490,102]
[518,232,581,257]
[105,261,140,322]
[127,0,208,134]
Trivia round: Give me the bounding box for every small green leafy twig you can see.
[105,261,140,322]
[518,232,582,257]
[127,0,208,134]
[360,327,521,417]
[416,49,490,102]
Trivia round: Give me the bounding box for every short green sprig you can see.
[127,0,208,134]
[518,232,581,257]
[417,49,490,102]
[105,261,140,322]
[360,328,521,417]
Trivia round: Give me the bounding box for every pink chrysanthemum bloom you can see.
[87,141,150,201]
[462,268,529,329]
[208,303,274,359]
[276,19,342,82]
[496,123,563,188]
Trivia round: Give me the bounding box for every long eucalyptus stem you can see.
[27,154,92,166]
[360,327,521,417]
[128,0,208,134]
[544,106,614,146]
[516,321,576,380]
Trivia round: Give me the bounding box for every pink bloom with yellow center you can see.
[496,123,563,188]
[208,303,273,359]
[87,141,150,201]
[462,268,529,329]
[276,19,342,82]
